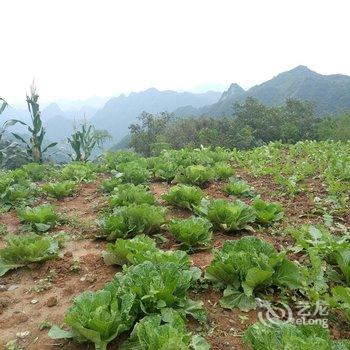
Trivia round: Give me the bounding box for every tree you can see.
[129,111,172,156]
[279,98,318,142]
[233,97,319,144]
[4,84,57,163]
[318,114,350,141]
[233,97,283,143]
[67,123,111,162]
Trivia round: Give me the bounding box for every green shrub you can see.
[168,217,213,252]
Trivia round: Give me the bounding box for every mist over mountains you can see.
[90,89,221,143]
[2,66,350,147]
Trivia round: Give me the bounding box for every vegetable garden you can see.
[0,141,349,349]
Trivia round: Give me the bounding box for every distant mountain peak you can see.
[281,65,318,78]
[219,83,245,102]
[291,65,311,72]
[42,103,64,120]
[43,102,63,112]
[144,87,159,93]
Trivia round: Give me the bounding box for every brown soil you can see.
[0,171,349,349]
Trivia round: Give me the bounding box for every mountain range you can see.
[174,66,350,117]
[90,88,221,143]
[2,65,350,146]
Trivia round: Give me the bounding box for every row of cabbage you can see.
[0,144,349,349]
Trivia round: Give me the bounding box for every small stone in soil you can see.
[0,284,7,291]
[64,251,73,258]
[11,311,29,324]
[8,284,20,291]
[46,296,58,307]
[16,330,30,338]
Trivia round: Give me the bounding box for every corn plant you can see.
[67,123,111,162]
[0,98,7,161]
[0,97,7,114]
[4,85,57,163]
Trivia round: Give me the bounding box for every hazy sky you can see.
[1,0,349,104]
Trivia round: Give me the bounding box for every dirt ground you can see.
[0,171,349,349]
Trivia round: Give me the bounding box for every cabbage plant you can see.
[253,198,284,225]
[0,234,60,276]
[121,309,210,350]
[98,204,166,240]
[205,236,303,310]
[163,184,203,210]
[207,199,256,232]
[168,217,213,252]
[18,204,60,232]
[244,320,350,350]
[108,184,155,208]
[42,181,76,200]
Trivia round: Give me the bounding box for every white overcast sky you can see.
[1,0,349,104]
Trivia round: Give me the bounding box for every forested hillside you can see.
[175,66,350,117]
